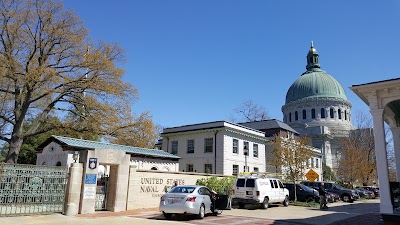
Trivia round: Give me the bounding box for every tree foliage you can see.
[231,100,270,122]
[0,0,156,163]
[322,163,335,182]
[196,176,236,194]
[269,133,316,201]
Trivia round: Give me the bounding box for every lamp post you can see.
[244,145,248,172]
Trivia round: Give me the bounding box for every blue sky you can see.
[63,0,400,128]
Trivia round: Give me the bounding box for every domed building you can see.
[282,42,353,171]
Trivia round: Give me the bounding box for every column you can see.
[112,155,130,212]
[371,109,393,214]
[391,127,400,182]
[65,163,83,216]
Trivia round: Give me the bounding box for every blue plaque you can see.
[85,174,97,184]
[88,158,97,170]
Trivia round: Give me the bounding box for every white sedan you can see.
[159,185,214,219]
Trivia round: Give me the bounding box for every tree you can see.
[337,112,376,186]
[0,0,154,163]
[322,163,335,181]
[269,133,316,201]
[231,100,270,122]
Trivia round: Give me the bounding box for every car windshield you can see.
[299,184,314,191]
[333,184,345,190]
[169,186,196,193]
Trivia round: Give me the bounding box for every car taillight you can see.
[186,197,196,202]
[160,196,164,202]
[256,191,260,196]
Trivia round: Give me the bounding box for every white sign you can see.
[83,187,96,199]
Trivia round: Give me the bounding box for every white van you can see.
[232,175,289,209]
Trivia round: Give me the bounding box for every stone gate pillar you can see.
[65,162,83,216]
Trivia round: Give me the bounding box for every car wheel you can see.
[283,196,289,206]
[342,194,352,202]
[261,197,269,209]
[163,212,172,219]
[197,204,205,219]
[238,202,245,209]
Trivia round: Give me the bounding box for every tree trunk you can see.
[5,129,23,164]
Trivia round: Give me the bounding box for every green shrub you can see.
[196,176,236,194]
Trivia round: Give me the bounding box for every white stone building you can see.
[282,43,353,171]
[161,121,267,176]
[36,135,180,172]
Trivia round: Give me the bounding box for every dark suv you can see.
[301,181,359,203]
[283,183,319,202]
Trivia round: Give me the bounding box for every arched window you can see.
[344,110,347,120]
[289,113,292,122]
[321,108,325,118]
[55,161,62,166]
[311,109,316,119]
[330,108,334,118]
[303,109,307,120]
[151,167,158,170]
[295,111,298,121]
[338,109,342,119]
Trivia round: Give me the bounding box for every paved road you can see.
[0,199,381,225]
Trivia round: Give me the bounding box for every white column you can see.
[391,127,400,182]
[65,163,83,216]
[371,109,393,214]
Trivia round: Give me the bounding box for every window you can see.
[311,158,314,167]
[236,178,245,187]
[330,108,334,118]
[233,165,239,176]
[244,165,249,172]
[187,139,194,153]
[204,138,213,153]
[303,109,307,120]
[338,109,342,120]
[254,167,259,172]
[244,141,249,156]
[295,111,298,121]
[289,113,292,122]
[273,180,278,188]
[151,167,158,170]
[171,141,178,155]
[344,110,347,120]
[55,161,61,166]
[312,109,316,119]
[306,159,309,167]
[204,164,213,174]
[316,158,319,168]
[321,108,325,118]
[253,144,258,158]
[186,164,193,172]
[233,139,238,154]
[246,179,255,187]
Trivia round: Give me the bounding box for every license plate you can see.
[170,198,181,204]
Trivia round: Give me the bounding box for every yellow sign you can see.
[305,169,319,182]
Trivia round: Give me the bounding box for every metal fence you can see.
[0,163,68,216]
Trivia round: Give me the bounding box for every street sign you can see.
[305,169,319,182]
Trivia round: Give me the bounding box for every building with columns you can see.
[351,78,400,221]
[282,43,353,171]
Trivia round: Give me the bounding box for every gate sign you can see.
[89,158,97,170]
[305,169,319,182]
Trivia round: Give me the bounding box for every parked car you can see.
[283,183,319,202]
[326,191,340,202]
[361,186,380,197]
[301,181,359,203]
[355,188,376,199]
[159,185,217,219]
[233,175,289,209]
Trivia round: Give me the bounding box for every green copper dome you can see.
[285,43,347,104]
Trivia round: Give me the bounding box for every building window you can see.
[338,109,342,120]
[289,113,292,122]
[330,108,334,118]
[233,165,238,176]
[295,111,298,121]
[316,158,319,168]
[306,159,309,167]
[244,141,249,156]
[171,141,178,155]
[312,109,316,119]
[254,167,259,173]
[204,138,213,153]
[187,139,194,154]
[303,109,306,120]
[321,108,325,118]
[186,164,193,172]
[311,158,314,167]
[344,110,347,120]
[244,165,249,173]
[253,144,258,158]
[204,164,213,174]
[233,139,238,154]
